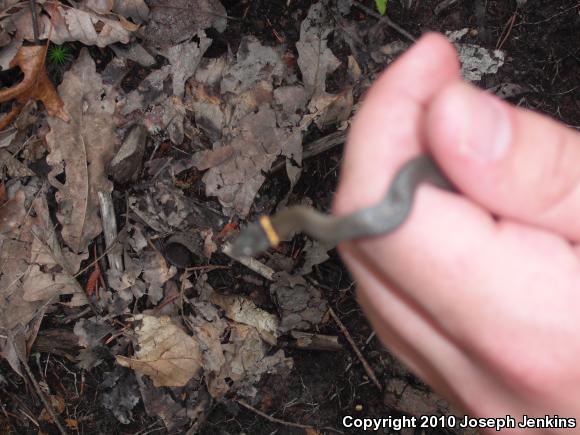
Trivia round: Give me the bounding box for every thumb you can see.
[425,82,580,241]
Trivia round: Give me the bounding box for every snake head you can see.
[229,221,272,257]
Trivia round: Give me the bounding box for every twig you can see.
[236,399,344,433]
[352,1,416,42]
[496,10,517,50]
[222,242,275,281]
[59,307,92,324]
[98,191,123,274]
[20,352,67,435]
[29,0,39,43]
[328,307,383,391]
[73,227,126,278]
[270,130,347,173]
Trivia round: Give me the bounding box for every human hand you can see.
[333,33,580,421]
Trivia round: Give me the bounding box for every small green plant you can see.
[375,0,388,15]
[47,44,72,65]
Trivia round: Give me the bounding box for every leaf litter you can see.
[0,0,519,431]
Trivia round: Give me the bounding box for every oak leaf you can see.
[45,49,118,253]
[0,44,69,130]
[116,315,202,387]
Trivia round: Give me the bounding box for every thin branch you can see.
[328,307,383,391]
[236,399,343,434]
[29,0,39,42]
[222,242,275,281]
[352,1,416,42]
[20,353,67,435]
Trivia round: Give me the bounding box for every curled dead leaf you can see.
[0,45,69,130]
[116,315,202,387]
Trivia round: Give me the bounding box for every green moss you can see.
[47,45,72,65]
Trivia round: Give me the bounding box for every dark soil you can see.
[1,0,579,434]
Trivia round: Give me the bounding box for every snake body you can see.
[230,155,453,257]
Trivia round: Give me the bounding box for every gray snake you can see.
[229,155,454,257]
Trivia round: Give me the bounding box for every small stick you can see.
[328,307,383,391]
[496,11,517,50]
[270,130,347,173]
[29,0,39,43]
[236,399,344,433]
[222,242,275,281]
[352,1,416,42]
[20,353,67,435]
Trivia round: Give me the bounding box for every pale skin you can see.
[333,33,580,427]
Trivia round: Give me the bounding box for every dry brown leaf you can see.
[84,0,114,14]
[209,292,279,344]
[142,0,226,45]
[190,146,233,170]
[296,2,340,97]
[116,315,202,387]
[13,3,132,47]
[38,395,65,422]
[113,0,149,23]
[160,32,212,98]
[0,189,25,235]
[45,49,118,253]
[84,0,149,24]
[0,45,69,130]
[203,104,302,216]
[141,249,176,305]
[0,188,86,375]
[208,323,293,398]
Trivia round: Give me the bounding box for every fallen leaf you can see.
[141,249,176,305]
[190,146,234,170]
[211,324,293,398]
[109,124,147,184]
[41,4,131,47]
[455,43,504,82]
[116,315,203,387]
[190,282,293,399]
[0,189,25,235]
[112,0,149,23]
[221,37,287,95]
[0,44,69,129]
[38,395,65,422]
[84,0,114,14]
[102,367,140,424]
[296,239,334,275]
[270,273,328,333]
[296,2,352,130]
[64,419,78,430]
[0,38,21,71]
[210,292,279,344]
[111,42,156,67]
[135,373,192,430]
[141,0,226,45]
[45,49,118,253]
[0,188,86,375]
[296,2,341,97]
[120,65,171,116]
[160,31,212,98]
[203,104,302,216]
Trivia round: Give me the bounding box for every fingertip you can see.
[426,82,512,166]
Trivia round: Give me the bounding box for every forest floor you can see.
[0,0,578,434]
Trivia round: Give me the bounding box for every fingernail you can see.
[458,90,512,161]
